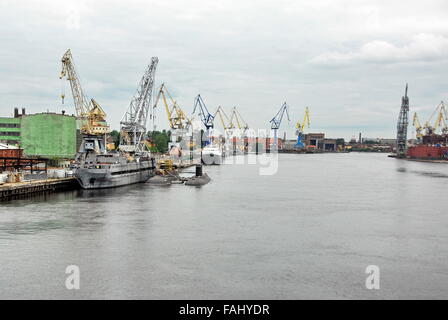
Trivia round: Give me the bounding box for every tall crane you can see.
[230,107,249,135]
[213,106,233,135]
[193,94,215,131]
[60,49,110,137]
[119,57,158,154]
[270,102,290,149]
[396,84,409,158]
[423,101,448,135]
[153,83,191,131]
[413,112,423,140]
[295,107,310,148]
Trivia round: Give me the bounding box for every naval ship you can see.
[74,135,156,189]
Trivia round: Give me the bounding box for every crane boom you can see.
[153,83,191,130]
[230,107,249,131]
[193,94,214,130]
[60,49,109,136]
[120,57,158,153]
[413,112,423,138]
[213,106,232,131]
[270,102,290,129]
[270,102,290,149]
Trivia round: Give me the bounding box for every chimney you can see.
[14,108,19,118]
[358,132,362,144]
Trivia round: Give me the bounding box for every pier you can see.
[0,177,79,201]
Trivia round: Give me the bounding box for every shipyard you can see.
[2,0,448,308]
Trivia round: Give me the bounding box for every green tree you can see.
[148,130,171,153]
[109,130,120,148]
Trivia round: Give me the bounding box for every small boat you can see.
[202,145,223,165]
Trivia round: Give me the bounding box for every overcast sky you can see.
[1,0,448,140]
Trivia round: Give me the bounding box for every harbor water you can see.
[1,153,448,299]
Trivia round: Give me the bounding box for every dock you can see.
[0,177,79,201]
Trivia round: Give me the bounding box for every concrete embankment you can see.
[0,177,79,201]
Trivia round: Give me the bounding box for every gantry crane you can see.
[270,102,290,149]
[412,112,423,140]
[60,49,110,137]
[119,57,158,154]
[295,107,310,148]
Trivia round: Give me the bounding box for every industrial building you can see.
[0,108,78,159]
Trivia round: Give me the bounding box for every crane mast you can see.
[119,57,158,154]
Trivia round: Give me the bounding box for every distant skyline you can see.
[2,0,448,140]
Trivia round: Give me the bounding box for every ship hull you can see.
[75,160,155,189]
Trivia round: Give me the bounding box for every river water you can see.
[0,153,447,299]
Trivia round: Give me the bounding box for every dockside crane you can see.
[192,94,215,145]
[154,83,190,130]
[230,107,249,136]
[270,102,290,149]
[423,101,448,135]
[295,107,310,148]
[413,112,423,140]
[60,49,110,136]
[153,83,192,146]
[60,49,109,156]
[213,106,233,136]
[119,57,158,154]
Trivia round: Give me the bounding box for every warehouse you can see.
[0,108,78,159]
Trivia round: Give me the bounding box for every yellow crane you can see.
[60,49,109,136]
[213,106,232,133]
[230,107,249,134]
[413,112,423,139]
[153,83,191,130]
[423,101,448,135]
[295,107,310,147]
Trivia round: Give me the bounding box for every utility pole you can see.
[396,84,409,158]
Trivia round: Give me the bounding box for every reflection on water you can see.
[1,153,448,299]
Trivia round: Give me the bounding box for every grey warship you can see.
[75,141,155,189]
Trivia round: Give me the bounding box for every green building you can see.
[0,117,21,145]
[0,110,78,159]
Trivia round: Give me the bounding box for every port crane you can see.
[295,107,310,148]
[119,57,158,154]
[213,106,233,136]
[154,83,191,131]
[270,102,290,149]
[412,112,423,140]
[153,83,192,149]
[60,49,110,137]
[396,84,409,158]
[230,107,249,136]
[193,94,214,130]
[423,101,448,135]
